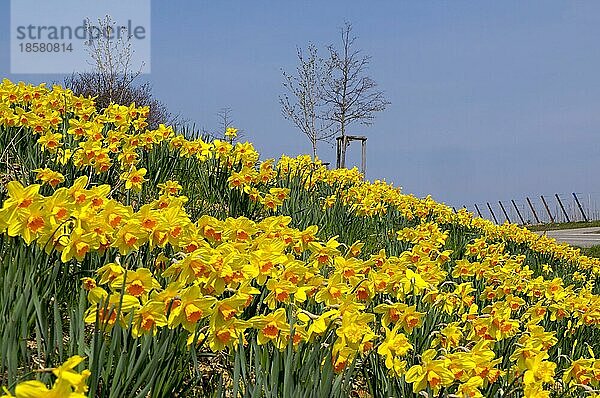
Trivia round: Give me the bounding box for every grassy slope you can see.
[3,82,600,397]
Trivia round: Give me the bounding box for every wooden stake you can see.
[487,202,499,224]
[555,194,570,223]
[540,195,555,223]
[572,192,589,222]
[526,197,541,224]
[499,201,511,223]
[511,199,525,225]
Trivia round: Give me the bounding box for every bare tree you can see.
[322,21,389,167]
[65,16,175,129]
[217,107,234,136]
[215,107,245,141]
[280,43,334,159]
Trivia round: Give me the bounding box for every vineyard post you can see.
[572,193,588,222]
[555,194,570,223]
[487,202,499,224]
[511,199,526,225]
[498,201,511,223]
[526,197,541,224]
[540,195,555,223]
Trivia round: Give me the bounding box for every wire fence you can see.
[458,192,600,225]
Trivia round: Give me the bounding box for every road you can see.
[535,227,600,248]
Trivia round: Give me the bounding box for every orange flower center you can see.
[275,290,289,302]
[27,216,45,232]
[18,198,33,208]
[318,254,329,264]
[329,287,341,299]
[141,315,155,331]
[170,226,182,238]
[75,242,90,257]
[109,214,122,228]
[333,357,347,373]
[185,304,203,323]
[127,280,145,296]
[219,304,236,321]
[428,373,441,389]
[125,233,138,247]
[142,218,157,229]
[185,243,198,253]
[99,308,117,324]
[356,287,369,301]
[260,261,273,273]
[216,329,232,344]
[262,322,279,339]
[405,315,419,328]
[82,278,96,290]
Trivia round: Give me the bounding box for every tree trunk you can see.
[340,121,347,168]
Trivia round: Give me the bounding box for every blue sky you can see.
[2,1,600,208]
